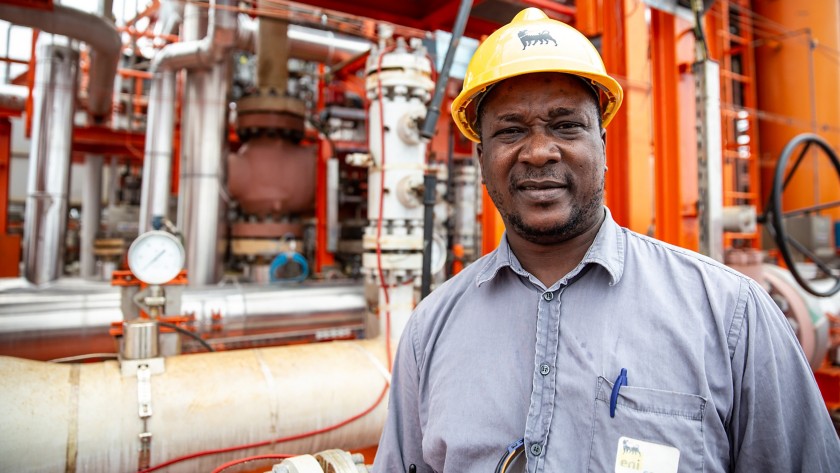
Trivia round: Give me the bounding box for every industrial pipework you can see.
[358,31,435,340]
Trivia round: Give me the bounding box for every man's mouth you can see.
[515,180,568,201]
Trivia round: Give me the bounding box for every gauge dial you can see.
[127,231,186,285]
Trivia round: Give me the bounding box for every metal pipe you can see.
[80,155,103,278]
[420,0,473,139]
[0,84,26,111]
[149,0,236,73]
[257,13,289,92]
[0,281,365,335]
[23,41,79,285]
[179,57,231,285]
[420,172,437,299]
[0,2,120,120]
[235,16,371,66]
[0,338,389,472]
[139,71,175,232]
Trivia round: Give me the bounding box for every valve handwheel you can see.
[763,133,840,297]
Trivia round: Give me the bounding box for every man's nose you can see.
[518,129,560,166]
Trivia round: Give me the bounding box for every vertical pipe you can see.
[80,155,103,278]
[420,173,437,299]
[23,40,79,285]
[178,2,232,285]
[139,71,175,232]
[179,63,231,286]
[420,0,473,139]
[257,14,288,92]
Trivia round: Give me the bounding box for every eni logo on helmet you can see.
[517,30,558,49]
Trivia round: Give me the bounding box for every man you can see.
[373,8,840,472]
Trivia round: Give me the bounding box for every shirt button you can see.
[539,363,551,376]
[542,292,553,301]
[530,443,543,456]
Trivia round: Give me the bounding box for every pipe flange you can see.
[231,221,303,239]
[237,93,305,117]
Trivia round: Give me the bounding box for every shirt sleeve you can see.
[372,312,432,473]
[729,279,840,471]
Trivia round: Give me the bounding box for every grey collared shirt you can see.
[373,208,840,472]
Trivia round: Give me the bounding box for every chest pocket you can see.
[587,376,706,473]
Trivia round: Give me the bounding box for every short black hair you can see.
[475,75,603,141]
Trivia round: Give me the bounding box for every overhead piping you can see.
[0,2,120,121]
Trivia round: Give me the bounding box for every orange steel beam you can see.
[520,0,575,21]
[25,30,38,138]
[72,126,146,159]
[651,10,682,246]
[0,118,20,277]
[124,0,160,28]
[480,186,504,255]
[601,0,631,228]
[118,26,178,44]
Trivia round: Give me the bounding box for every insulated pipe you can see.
[0,339,390,473]
[235,17,371,67]
[0,3,119,120]
[149,0,236,73]
[179,57,231,285]
[139,71,176,232]
[0,84,26,111]
[23,41,79,285]
[80,155,104,278]
[0,282,366,335]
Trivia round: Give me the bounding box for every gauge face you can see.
[127,231,186,285]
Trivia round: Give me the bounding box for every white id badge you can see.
[614,436,680,473]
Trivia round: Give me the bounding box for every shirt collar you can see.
[475,207,625,287]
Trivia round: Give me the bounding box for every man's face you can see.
[476,72,607,246]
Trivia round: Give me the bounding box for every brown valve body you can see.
[227,136,316,218]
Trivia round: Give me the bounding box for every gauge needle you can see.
[144,250,166,270]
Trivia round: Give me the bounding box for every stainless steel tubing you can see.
[80,155,104,278]
[139,71,176,233]
[0,2,120,120]
[179,59,231,285]
[235,16,372,67]
[0,280,365,341]
[23,41,79,285]
[0,84,26,111]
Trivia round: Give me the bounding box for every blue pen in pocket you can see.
[610,368,628,418]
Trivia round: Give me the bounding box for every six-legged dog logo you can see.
[517,29,558,49]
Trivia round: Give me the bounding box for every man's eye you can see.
[494,127,520,136]
[554,122,582,130]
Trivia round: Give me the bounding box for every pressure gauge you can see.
[127,231,186,285]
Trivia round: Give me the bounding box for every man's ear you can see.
[476,143,486,184]
[600,129,608,171]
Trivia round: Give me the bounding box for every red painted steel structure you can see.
[651,10,683,247]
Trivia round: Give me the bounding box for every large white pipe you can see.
[0,339,390,472]
[0,2,120,120]
[22,41,79,285]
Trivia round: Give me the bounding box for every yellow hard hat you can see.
[451,7,624,142]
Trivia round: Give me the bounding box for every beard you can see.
[489,170,605,245]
